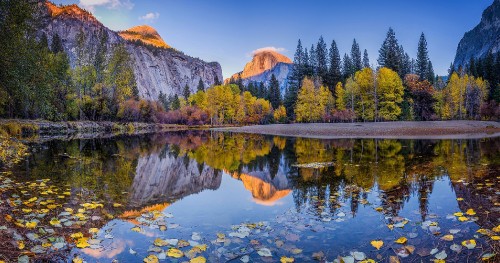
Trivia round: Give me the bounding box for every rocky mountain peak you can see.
[45,1,100,24]
[118,25,171,49]
[454,0,500,67]
[228,49,292,81]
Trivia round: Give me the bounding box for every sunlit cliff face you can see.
[227,50,292,81]
[46,1,100,24]
[118,25,171,49]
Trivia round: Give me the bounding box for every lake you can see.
[0,131,499,262]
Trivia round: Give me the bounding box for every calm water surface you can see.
[1,131,499,262]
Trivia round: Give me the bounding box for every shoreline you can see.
[214,121,500,139]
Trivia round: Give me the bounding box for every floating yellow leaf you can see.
[456,198,464,201]
[375,207,383,212]
[359,260,376,263]
[395,237,407,244]
[491,236,500,240]
[89,228,99,234]
[131,226,141,232]
[167,248,184,258]
[371,240,383,250]
[28,197,37,202]
[25,221,37,229]
[42,242,52,248]
[113,203,122,207]
[458,216,468,222]
[465,209,476,216]
[73,257,83,263]
[462,239,476,249]
[492,225,500,233]
[22,208,32,213]
[18,241,25,250]
[290,248,302,254]
[190,256,206,263]
[143,254,159,263]
[47,204,57,209]
[76,237,90,248]
[153,238,168,247]
[63,192,71,196]
[281,256,294,263]
[441,235,454,241]
[70,232,83,239]
[477,229,489,235]
[453,212,463,217]
[50,218,61,226]
[387,224,394,230]
[194,244,207,251]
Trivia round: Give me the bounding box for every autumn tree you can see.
[295,78,334,122]
[354,68,376,121]
[377,67,404,121]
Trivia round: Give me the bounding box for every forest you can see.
[1,1,499,125]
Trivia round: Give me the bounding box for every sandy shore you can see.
[216,121,500,139]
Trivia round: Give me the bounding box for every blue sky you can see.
[52,0,493,78]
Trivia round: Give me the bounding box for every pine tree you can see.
[51,33,64,53]
[316,36,328,83]
[426,61,435,84]
[416,33,430,80]
[342,53,353,79]
[378,28,401,73]
[303,47,311,77]
[363,49,370,69]
[197,79,205,92]
[158,91,169,110]
[214,75,221,86]
[268,74,281,109]
[309,44,317,77]
[171,94,180,110]
[327,40,342,90]
[351,39,362,72]
[183,84,191,99]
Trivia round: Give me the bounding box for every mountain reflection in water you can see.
[1,131,499,262]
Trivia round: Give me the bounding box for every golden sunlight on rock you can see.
[118,25,171,49]
[227,50,292,81]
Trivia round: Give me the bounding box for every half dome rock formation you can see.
[226,49,293,94]
[118,25,171,49]
[39,1,222,100]
[454,0,500,67]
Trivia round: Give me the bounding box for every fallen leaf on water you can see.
[395,237,407,244]
[143,254,159,263]
[131,226,141,232]
[280,256,294,263]
[257,248,272,257]
[458,216,468,222]
[72,257,83,263]
[153,238,168,247]
[371,240,383,250]
[76,237,90,248]
[491,236,500,240]
[461,239,476,249]
[465,209,476,216]
[167,248,184,258]
[441,235,453,241]
[312,251,324,260]
[435,250,447,260]
[18,241,25,250]
[25,221,37,229]
[482,253,495,260]
[71,232,83,239]
[190,256,206,263]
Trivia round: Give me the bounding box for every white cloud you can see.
[252,47,286,55]
[79,0,134,12]
[139,12,160,22]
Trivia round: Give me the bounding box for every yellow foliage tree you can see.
[295,78,334,122]
[376,67,404,121]
[335,82,345,110]
[354,68,375,121]
[273,105,287,123]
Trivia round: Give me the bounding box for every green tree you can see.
[363,49,370,69]
[316,36,328,83]
[351,39,362,72]
[51,33,64,54]
[327,40,342,90]
[183,84,191,100]
[268,74,281,109]
[106,44,137,116]
[416,33,429,80]
[378,28,401,73]
[197,79,205,92]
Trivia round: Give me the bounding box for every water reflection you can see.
[1,132,499,262]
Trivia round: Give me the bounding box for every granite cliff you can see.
[454,0,500,67]
[40,1,222,100]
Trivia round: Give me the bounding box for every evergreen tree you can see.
[303,47,311,77]
[351,39,362,72]
[342,53,353,79]
[214,75,221,86]
[268,74,281,109]
[378,28,401,73]
[171,94,180,110]
[327,40,342,90]
[289,39,305,90]
[183,84,191,99]
[309,44,317,77]
[426,61,435,84]
[363,49,370,69]
[197,79,205,92]
[316,36,328,83]
[158,91,169,110]
[51,33,64,53]
[416,33,430,80]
